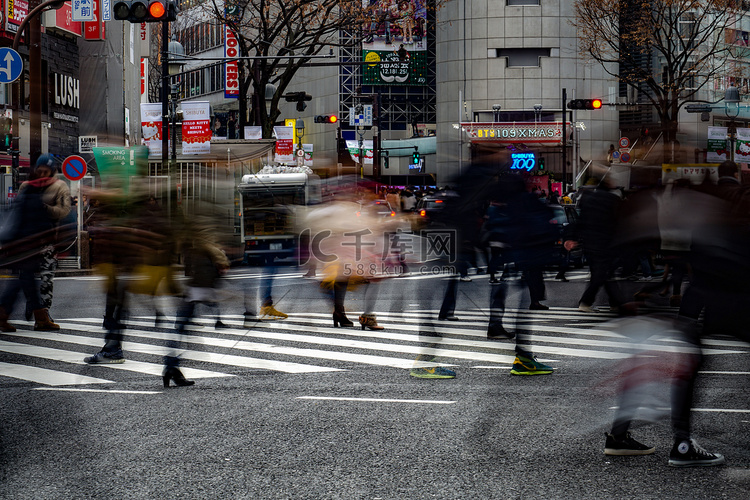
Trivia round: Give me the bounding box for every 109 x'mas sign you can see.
[460,122,570,145]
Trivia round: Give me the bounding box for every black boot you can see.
[163,366,195,388]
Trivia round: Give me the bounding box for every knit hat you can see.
[35,154,54,169]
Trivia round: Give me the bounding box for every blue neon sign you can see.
[511,153,536,171]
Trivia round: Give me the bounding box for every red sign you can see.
[224,25,239,98]
[84,0,106,40]
[62,155,88,181]
[46,2,83,37]
[620,152,631,163]
[526,175,549,192]
[181,102,211,154]
[6,0,29,34]
[140,58,148,96]
[619,137,630,148]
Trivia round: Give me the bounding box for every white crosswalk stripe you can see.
[0,306,747,388]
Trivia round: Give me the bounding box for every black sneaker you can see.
[668,439,725,467]
[84,349,125,364]
[604,432,655,456]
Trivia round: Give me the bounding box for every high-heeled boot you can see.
[332,306,353,327]
[33,309,60,331]
[163,366,195,388]
[0,306,16,333]
[359,313,384,331]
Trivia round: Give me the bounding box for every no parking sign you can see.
[62,155,88,181]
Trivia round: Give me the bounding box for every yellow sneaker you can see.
[259,305,288,319]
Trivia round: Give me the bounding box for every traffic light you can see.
[538,157,545,170]
[0,118,10,152]
[113,0,177,22]
[283,92,312,112]
[314,115,338,124]
[412,149,420,164]
[568,99,603,110]
[382,150,389,169]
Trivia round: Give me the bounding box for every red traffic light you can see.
[148,0,165,17]
[113,0,177,22]
[314,115,338,124]
[568,99,604,110]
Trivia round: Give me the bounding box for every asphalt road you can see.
[1,268,748,499]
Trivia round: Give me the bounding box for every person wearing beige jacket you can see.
[0,154,70,332]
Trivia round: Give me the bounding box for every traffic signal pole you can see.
[160,20,175,217]
[161,20,169,172]
[562,88,567,194]
[11,0,65,186]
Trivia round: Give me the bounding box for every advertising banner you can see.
[273,126,294,163]
[362,49,427,85]
[303,143,313,167]
[244,126,262,140]
[181,101,211,154]
[707,126,728,162]
[735,127,750,162]
[140,102,164,156]
[361,0,427,85]
[224,25,240,98]
[346,140,374,164]
[6,0,29,33]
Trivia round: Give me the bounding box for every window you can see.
[494,48,551,67]
[507,0,539,5]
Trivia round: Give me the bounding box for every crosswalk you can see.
[55,268,596,282]
[0,307,747,388]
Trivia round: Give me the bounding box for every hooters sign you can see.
[224,26,240,98]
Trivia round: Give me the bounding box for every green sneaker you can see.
[410,366,456,379]
[510,355,553,375]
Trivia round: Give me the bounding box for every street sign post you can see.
[0,48,23,84]
[62,155,88,181]
[349,105,373,127]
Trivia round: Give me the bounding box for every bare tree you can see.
[175,0,364,138]
[574,0,742,160]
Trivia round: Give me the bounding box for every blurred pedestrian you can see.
[485,173,556,375]
[573,178,628,313]
[170,215,230,387]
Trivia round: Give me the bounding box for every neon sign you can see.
[511,153,536,171]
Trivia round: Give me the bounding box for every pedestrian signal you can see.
[314,115,338,124]
[412,150,420,164]
[568,99,603,110]
[113,0,177,22]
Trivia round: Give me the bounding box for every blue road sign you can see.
[0,48,23,84]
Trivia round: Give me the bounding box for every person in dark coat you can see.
[574,178,628,312]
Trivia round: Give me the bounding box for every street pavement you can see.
[1,269,748,499]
